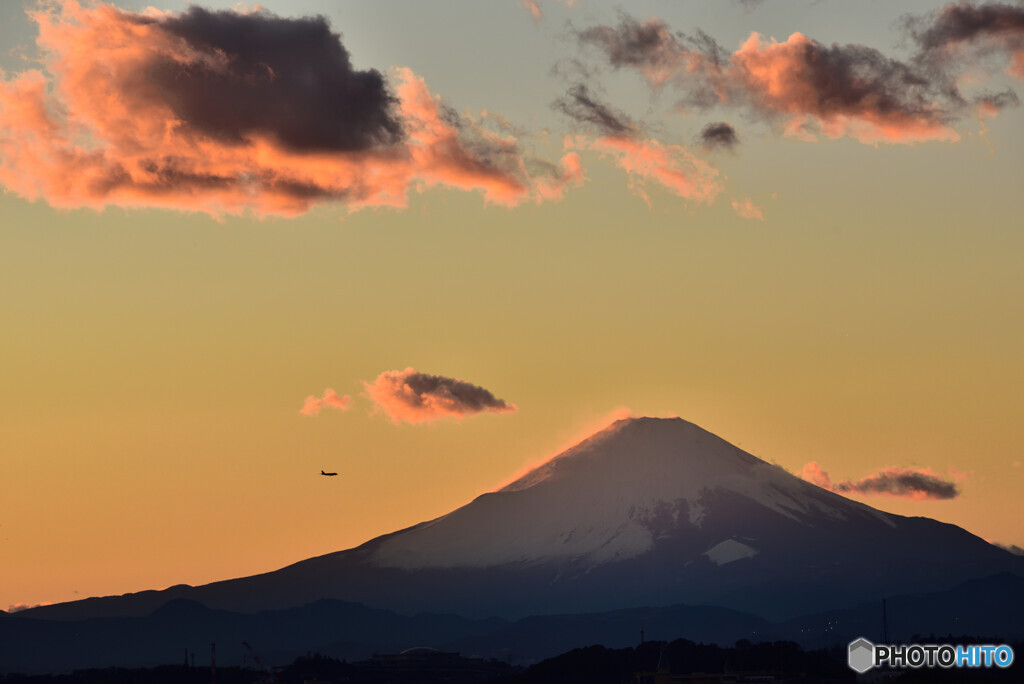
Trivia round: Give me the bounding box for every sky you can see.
[1,0,1022,613]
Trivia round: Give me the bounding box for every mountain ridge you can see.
[17,416,1021,623]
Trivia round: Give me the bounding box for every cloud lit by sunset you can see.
[364,367,516,424]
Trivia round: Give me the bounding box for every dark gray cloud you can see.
[144,7,403,152]
[575,14,726,80]
[834,469,959,500]
[908,2,1024,62]
[552,84,636,136]
[364,367,516,423]
[976,88,1021,111]
[903,3,1024,115]
[803,462,960,500]
[576,15,680,72]
[697,122,740,151]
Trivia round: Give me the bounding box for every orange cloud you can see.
[364,367,516,424]
[521,0,542,22]
[731,196,764,220]
[0,2,580,218]
[568,134,722,205]
[730,32,959,145]
[580,15,966,145]
[801,461,833,489]
[1013,49,1024,78]
[299,389,352,417]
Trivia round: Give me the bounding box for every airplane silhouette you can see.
[320,470,337,477]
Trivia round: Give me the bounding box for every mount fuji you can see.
[22,417,1021,623]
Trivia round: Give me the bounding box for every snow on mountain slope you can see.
[703,539,759,565]
[370,417,894,570]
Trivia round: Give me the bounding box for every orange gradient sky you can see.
[1,0,1023,612]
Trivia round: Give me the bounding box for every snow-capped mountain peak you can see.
[369,417,891,570]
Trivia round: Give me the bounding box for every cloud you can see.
[364,367,516,424]
[521,0,543,23]
[802,461,961,500]
[578,14,965,144]
[567,134,723,206]
[908,2,1024,79]
[993,542,1024,555]
[731,197,764,220]
[727,32,959,144]
[801,461,833,489]
[7,602,48,613]
[576,14,726,91]
[697,122,740,151]
[0,2,579,217]
[947,466,975,481]
[552,84,636,136]
[300,389,352,416]
[550,82,723,206]
[150,6,402,153]
[521,0,580,23]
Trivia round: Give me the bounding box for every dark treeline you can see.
[3,637,1020,683]
[493,639,854,683]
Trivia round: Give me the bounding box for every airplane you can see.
[320,470,338,477]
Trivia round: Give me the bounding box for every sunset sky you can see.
[2,0,1023,613]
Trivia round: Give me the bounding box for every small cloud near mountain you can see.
[993,542,1024,556]
[364,367,516,424]
[7,602,47,613]
[802,461,961,500]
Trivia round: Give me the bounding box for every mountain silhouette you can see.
[20,418,1021,625]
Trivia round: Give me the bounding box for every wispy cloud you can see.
[576,15,726,91]
[567,134,722,206]
[0,3,579,217]
[993,542,1024,556]
[552,83,722,205]
[575,10,1024,145]
[553,83,637,137]
[520,0,579,23]
[300,389,352,416]
[731,197,764,220]
[364,367,516,424]
[907,2,1024,80]
[7,602,48,613]
[521,0,542,23]
[802,461,961,500]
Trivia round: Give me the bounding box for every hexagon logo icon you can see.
[848,637,875,673]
